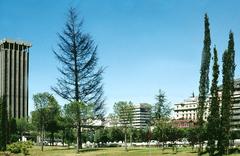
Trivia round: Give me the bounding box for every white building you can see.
[174,94,209,121]
[132,103,151,129]
[174,79,240,130]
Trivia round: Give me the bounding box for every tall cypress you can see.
[218,32,235,155]
[197,13,211,125]
[228,31,235,96]
[0,96,8,151]
[218,50,231,155]
[197,14,211,154]
[207,47,220,156]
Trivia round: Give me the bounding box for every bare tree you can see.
[52,7,105,152]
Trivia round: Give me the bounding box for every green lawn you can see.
[4,146,240,156]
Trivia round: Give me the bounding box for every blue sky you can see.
[1,0,240,115]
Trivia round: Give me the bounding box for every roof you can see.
[0,38,31,47]
[218,78,240,90]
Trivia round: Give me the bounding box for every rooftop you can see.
[0,38,31,47]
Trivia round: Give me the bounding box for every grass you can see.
[4,146,240,156]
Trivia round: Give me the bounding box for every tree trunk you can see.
[62,130,65,147]
[41,126,44,152]
[76,124,80,153]
[79,125,82,149]
[130,128,132,147]
[125,128,127,151]
[198,143,202,156]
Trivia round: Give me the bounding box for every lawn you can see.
[6,146,240,156]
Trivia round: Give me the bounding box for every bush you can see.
[7,142,21,153]
[7,141,33,155]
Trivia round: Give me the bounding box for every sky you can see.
[0,0,240,115]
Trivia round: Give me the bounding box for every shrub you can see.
[7,142,21,154]
[7,141,33,155]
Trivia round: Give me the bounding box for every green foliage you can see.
[0,96,8,151]
[153,89,171,121]
[186,127,199,149]
[114,101,134,127]
[15,118,30,142]
[7,141,33,155]
[218,32,235,155]
[197,13,211,155]
[207,47,220,156]
[9,118,17,143]
[152,120,171,144]
[198,13,211,126]
[107,127,124,142]
[32,92,60,151]
[94,128,108,145]
[114,101,134,150]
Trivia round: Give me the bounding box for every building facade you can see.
[0,39,31,118]
[227,79,240,130]
[174,79,240,130]
[174,95,209,121]
[132,103,151,129]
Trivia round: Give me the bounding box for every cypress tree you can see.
[0,96,8,151]
[207,47,220,156]
[218,32,235,155]
[218,50,232,155]
[197,13,211,154]
[228,31,235,96]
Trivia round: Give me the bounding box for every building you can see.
[172,119,195,128]
[223,79,240,130]
[174,95,209,121]
[107,103,152,129]
[132,103,151,129]
[174,79,240,130]
[0,39,31,118]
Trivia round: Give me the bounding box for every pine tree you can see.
[197,13,211,155]
[52,8,105,152]
[207,47,220,156]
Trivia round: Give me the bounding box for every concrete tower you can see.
[0,39,31,118]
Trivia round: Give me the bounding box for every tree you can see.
[52,7,105,151]
[44,96,61,146]
[207,47,220,156]
[9,118,17,143]
[94,128,108,146]
[187,127,199,151]
[107,127,124,142]
[114,101,134,151]
[32,92,57,151]
[152,120,171,150]
[153,89,171,121]
[218,32,235,155]
[16,118,29,141]
[0,96,8,151]
[197,13,211,155]
[64,101,94,152]
[228,31,235,95]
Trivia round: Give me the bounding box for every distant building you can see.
[132,103,151,129]
[220,79,240,131]
[174,95,209,121]
[0,39,31,118]
[105,103,152,129]
[172,119,195,128]
[174,79,240,131]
